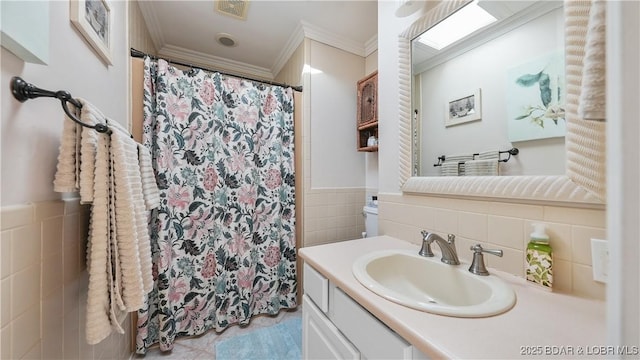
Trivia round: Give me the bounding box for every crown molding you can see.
[272,22,306,77]
[136,0,165,51]
[272,21,376,76]
[365,34,378,57]
[159,44,274,80]
[300,20,367,57]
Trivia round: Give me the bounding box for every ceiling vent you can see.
[215,0,250,21]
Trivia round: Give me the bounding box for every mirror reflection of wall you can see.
[412,3,565,177]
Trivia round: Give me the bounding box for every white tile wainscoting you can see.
[303,188,367,247]
[1,199,131,360]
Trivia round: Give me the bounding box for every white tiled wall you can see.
[379,193,606,300]
[304,188,366,247]
[0,199,131,360]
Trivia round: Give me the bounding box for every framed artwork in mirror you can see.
[507,51,565,142]
[70,0,112,65]
[445,88,481,127]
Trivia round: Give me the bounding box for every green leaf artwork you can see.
[507,52,566,142]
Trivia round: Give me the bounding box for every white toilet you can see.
[363,204,378,237]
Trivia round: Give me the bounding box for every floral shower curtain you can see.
[136,58,297,353]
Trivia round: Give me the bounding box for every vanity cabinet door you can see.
[302,295,360,360]
[330,287,414,360]
[303,263,329,313]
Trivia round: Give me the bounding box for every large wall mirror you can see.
[398,0,606,207]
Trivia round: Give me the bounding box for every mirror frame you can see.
[398,0,606,208]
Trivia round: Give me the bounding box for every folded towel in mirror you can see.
[465,159,498,176]
[441,161,461,176]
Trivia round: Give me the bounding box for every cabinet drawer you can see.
[330,287,413,359]
[303,295,360,360]
[303,263,329,312]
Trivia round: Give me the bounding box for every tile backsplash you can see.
[1,199,131,360]
[379,193,606,300]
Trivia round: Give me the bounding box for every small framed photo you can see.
[70,0,112,65]
[445,88,482,127]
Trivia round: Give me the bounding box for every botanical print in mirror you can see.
[508,51,566,142]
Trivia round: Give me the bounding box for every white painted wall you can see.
[1,0,129,206]
[309,40,366,188]
[418,8,565,176]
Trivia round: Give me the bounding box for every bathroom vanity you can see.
[302,263,428,359]
[299,236,605,359]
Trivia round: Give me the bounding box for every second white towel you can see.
[465,159,499,176]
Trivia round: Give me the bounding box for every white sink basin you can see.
[352,249,516,317]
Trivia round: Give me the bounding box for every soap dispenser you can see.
[526,223,553,290]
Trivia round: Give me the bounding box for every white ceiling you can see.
[137,0,378,79]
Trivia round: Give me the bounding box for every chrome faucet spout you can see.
[419,231,460,265]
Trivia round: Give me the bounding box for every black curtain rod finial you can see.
[11,76,31,102]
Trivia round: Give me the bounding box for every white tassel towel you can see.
[53,99,160,344]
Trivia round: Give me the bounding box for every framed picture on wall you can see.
[70,0,112,65]
[445,88,482,127]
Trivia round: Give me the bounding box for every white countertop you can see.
[298,236,606,359]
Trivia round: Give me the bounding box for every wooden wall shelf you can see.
[356,71,378,152]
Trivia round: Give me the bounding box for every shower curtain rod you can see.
[130,48,303,92]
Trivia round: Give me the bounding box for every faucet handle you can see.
[419,230,434,257]
[447,233,456,244]
[468,244,503,276]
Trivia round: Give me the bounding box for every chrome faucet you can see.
[419,231,460,265]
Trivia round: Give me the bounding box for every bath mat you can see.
[215,317,302,360]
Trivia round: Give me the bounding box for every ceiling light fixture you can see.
[216,33,237,47]
[417,0,497,50]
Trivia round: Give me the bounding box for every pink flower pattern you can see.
[199,81,215,106]
[229,231,249,256]
[264,246,281,267]
[203,166,218,191]
[263,93,278,115]
[265,169,282,190]
[236,103,258,127]
[167,187,191,210]
[168,278,189,303]
[166,95,190,122]
[237,184,257,206]
[137,58,296,354]
[238,267,255,290]
[201,252,217,278]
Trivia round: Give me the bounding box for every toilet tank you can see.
[363,205,378,237]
